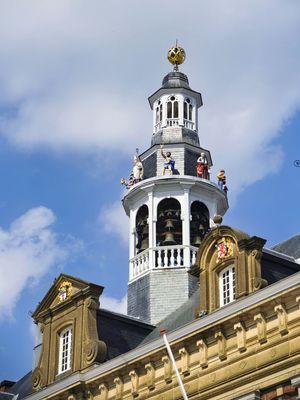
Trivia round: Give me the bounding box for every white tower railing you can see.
[129,244,198,281]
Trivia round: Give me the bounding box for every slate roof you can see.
[0,393,15,400]
[97,308,154,360]
[272,234,300,259]
[9,372,32,400]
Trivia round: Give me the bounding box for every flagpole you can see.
[160,329,188,400]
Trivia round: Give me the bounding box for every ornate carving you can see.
[234,322,247,352]
[216,237,233,262]
[32,367,43,390]
[254,312,267,344]
[145,363,155,391]
[114,377,123,400]
[98,383,108,400]
[274,304,288,335]
[84,340,107,365]
[58,281,72,302]
[129,370,139,397]
[162,355,172,383]
[196,339,208,368]
[215,330,226,360]
[179,347,190,376]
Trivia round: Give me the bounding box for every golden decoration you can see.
[167,42,186,67]
[58,281,73,302]
[216,237,233,262]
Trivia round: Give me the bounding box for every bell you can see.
[193,235,202,246]
[199,223,205,231]
[140,237,149,251]
[163,231,176,245]
[164,219,175,230]
[142,224,149,235]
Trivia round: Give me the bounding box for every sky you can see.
[0,0,300,383]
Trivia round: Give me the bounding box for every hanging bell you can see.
[142,223,149,235]
[193,235,202,246]
[140,237,149,251]
[164,218,175,230]
[163,231,176,245]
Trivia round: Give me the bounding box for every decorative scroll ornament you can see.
[216,237,233,262]
[58,281,72,302]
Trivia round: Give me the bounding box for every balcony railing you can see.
[129,245,198,281]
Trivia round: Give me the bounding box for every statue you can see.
[217,170,228,194]
[197,152,209,179]
[121,151,144,189]
[160,145,175,175]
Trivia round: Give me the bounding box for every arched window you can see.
[190,201,210,246]
[155,101,163,124]
[167,96,179,121]
[58,327,72,374]
[135,205,149,254]
[156,198,182,246]
[184,98,193,121]
[219,266,236,306]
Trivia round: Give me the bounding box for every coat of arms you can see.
[216,237,233,261]
[58,281,72,302]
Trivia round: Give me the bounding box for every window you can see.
[219,266,236,306]
[58,327,72,374]
[184,98,193,121]
[155,101,162,124]
[167,96,179,119]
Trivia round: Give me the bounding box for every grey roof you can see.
[141,289,200,344]
[0,393,15,400]
[9,372,32,399]
[272,234,300,259]
[97,308,154,360]
[162,71,190,89]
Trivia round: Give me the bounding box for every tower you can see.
[123,45,228,325]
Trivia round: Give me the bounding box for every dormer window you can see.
[219,266,236,306]
[58,327,72,374]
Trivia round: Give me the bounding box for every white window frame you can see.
[58,327,72,374]
[219,265,236,307]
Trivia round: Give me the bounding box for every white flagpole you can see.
[160,329,188,400]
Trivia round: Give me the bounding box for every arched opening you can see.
[135,205,149,254]
[166,96,179,126]
[156,198,182,246]
[190,201,210,247]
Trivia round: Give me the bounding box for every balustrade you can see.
[130,245,199,280]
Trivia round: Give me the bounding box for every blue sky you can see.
[1,0,300,383]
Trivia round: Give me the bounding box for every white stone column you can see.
[182,187,191,267]
[129,209,136,281]
[148,191,155,270]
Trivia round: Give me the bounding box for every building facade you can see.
[2,46,300,400]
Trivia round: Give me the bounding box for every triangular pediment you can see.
[32,273,103,320]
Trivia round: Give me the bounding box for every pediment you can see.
[32,273,103,321]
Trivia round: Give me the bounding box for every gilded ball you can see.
[167,46,186,65]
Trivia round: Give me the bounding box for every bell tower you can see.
[122,45,228,325]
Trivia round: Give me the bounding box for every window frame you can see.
[219,265,236,307]
[57,327,72,375]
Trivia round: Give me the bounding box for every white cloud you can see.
[99,201,129,245]
[0,207,75,318]
[100,294,127,315]
[0,0,300,192]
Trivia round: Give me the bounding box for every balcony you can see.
[129,245,198,281]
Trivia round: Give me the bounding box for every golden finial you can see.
[167,40,186,71]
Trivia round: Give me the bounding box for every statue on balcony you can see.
[217,169,228,194]
[160,145,175,175]
[121,151,144,189]
[197,152,209,179]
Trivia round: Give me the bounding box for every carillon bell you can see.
[140,237,149,252]
[165,219,175,230]
[193,235,202,246]
[163,231,176,245]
